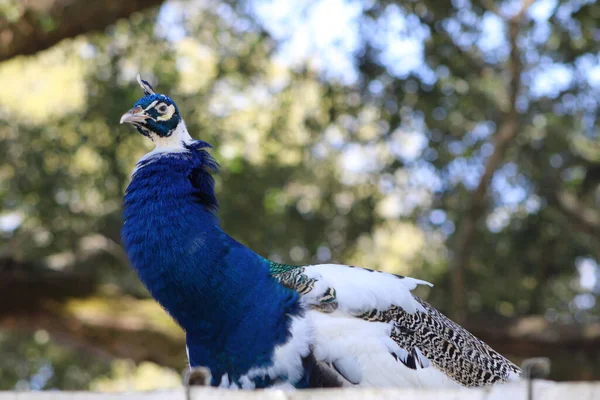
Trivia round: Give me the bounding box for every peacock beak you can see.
[120,106,148,124]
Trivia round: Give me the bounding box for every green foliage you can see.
[0,331,112,390]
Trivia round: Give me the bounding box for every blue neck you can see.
[121,142,301,383]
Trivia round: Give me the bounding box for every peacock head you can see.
[120,75,187,144]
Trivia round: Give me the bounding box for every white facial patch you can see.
[157,104,176,121]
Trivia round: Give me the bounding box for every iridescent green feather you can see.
[266,260,337,312]
[268,260,300,275]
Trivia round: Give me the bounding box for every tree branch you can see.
[466,315,600,381]
[512,0,536,22]
[0,0,164,62]
[1,311,186,370]
[0,256,96,314]
[552,190,600,237]
[449,2,532,323]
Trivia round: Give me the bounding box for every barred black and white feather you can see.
[356,298,521,386]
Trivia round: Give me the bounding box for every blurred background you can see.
[1,0,599,391]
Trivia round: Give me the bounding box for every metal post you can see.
[521,358,551,400]
[183,366,212,400]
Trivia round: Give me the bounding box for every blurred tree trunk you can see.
[449,1,531,323]
[0,0,164,62]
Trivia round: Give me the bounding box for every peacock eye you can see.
[157,104,168,113]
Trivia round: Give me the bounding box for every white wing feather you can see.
[293,263,457,388]
[308,310,460,388]
[301,264,432,313]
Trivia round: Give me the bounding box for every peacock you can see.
[119,75,521,389]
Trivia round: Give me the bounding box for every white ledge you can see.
[1,381,600,400]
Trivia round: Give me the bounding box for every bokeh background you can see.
[1,0,600,391]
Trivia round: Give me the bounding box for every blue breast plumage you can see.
[122,142,303,387]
